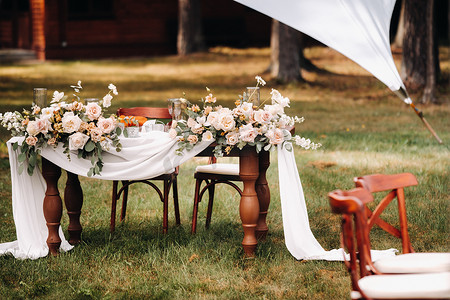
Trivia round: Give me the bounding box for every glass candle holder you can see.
[168,98,183,121]
[33,88,47,107]
[245,87,260,106]
[85,98,99,104]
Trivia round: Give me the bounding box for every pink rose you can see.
[265,128,284,145]
[226,131,239,145]
[97,116,115,134]
[85,102,102,121]
[239,123,258,143]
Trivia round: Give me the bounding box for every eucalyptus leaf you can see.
[84,140,95,152]
[18,153,27,163]
[18,163,24,175]
[28,153,37,167]
[12,142,19,151]
[87,168,93,177]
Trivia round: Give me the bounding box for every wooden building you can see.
[0,0,271,60]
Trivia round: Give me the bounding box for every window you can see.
[68,0,114,20]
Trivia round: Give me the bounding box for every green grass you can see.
[0,47,449,299]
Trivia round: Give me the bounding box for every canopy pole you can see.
[394,87,442,144]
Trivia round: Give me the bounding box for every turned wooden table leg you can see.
[42,158,62,256]
[239,147,260,257]
[64,172,83,245]
[255,150,270,240]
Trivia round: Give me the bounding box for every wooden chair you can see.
[191,156,242,233]
[353,173,418,253]
[328,188,450,300]
[110,107,180,233]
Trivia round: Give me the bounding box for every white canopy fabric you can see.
[233,0,411,103]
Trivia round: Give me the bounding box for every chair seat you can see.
[358,272,450,299]
[374,252,450,274]
[195,163,240,176]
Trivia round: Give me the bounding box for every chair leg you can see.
[120,180,129,221]
[110,180,119,233]
[162,179,170,234]
[396,188,413,253]
[172,177,180,226]
[205,182,215,229]
[191,178,202,234]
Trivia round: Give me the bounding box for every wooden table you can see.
[41,145,270,257]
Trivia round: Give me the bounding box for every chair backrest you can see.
[117,107,172,120]
[353,173,418,253]
[328,188,376,294]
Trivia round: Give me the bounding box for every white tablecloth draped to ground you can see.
[1,132,396,260]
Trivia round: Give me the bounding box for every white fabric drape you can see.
[277,145,397,261]
[233,0,405,92]
[1,132,396,260]
[1,132,211,259]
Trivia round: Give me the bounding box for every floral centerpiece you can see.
[169,76,321,156]
[0,81,122,177]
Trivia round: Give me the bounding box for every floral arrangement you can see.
[0,81,122,177]
[169,76,321,156]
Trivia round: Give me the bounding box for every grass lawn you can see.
[0,46,449,299]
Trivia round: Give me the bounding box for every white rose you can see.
[217,113,235,132]
[51,91,64,103]
[97,116,115,134]
[187,118,197,128]
[240,102,253,117]
[226,131,239,145]
[202,130,214,142]
[62,112,82,133]
[85,102,102,121]
[26,121,40,136]
[206,111,219,129]
[69,132,89,150]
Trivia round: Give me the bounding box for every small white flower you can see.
[108,83,118,95]
[51,91,65,103]
[102,93,113,108]
[255,75,266,86]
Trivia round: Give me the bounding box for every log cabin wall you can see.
[0,0,271,60]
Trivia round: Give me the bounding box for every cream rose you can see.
[40,107,55,120]
[62,112,82,133]
[89,127,103,142]
[69,132,89,150]
[85,102,102,121]
[217,113,235,132]
[97,116,115,134]
[226,131,239,145]
[187,134,198,144]
[25,136,38,146]
[26,121,40,136]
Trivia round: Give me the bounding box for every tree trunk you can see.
[177,0,204,56]
[270,20,302,83]
[421,0,437,104]
[401,0,439,101]
[392,0,405,49]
